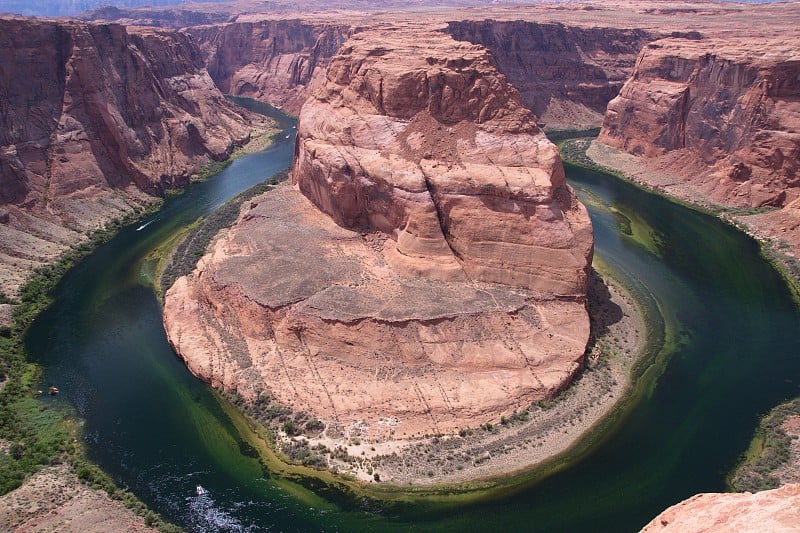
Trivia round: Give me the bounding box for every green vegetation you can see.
[191,158,234,183]
[160,170,289,295]
[729,397,800,493]
[0,199,181,530]
[545,127,601,143]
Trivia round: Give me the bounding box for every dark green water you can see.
[27,107,800,531]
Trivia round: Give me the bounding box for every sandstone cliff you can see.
[447,20,654,130]
[164,27,593,443]
[0,18,267,296]
[599,37,800,210]
[641,483,800,532]
[188,20,350,114]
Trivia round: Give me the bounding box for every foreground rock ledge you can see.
[164,27,593,444]
[641,483,800,532]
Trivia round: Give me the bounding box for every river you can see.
[27,104,800,531]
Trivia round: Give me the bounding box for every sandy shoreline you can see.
[285,269,648,486]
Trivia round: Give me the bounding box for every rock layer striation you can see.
[0,18,267,296]
[599,37,800,210]
[447,20,654,130]
[164,28,593,442]
[188,19,350,114]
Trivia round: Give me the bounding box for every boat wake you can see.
[187,487,244,531]
[136,219,156,231]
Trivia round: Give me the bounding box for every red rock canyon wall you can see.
[0,18,265,295]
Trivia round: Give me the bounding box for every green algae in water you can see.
[23,121,800,531]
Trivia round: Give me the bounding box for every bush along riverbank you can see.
[0,200,182,530]
[159,170,289,296]
[730,397,800,493]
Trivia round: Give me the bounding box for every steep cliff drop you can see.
[594,36,800,262]
[0,18,270,297]
[188,19,350,114]
[446,20,653,130]
[164,26,593,472]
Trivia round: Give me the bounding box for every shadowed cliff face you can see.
[0,18,266,296]
[446,20,654,130]
[188,20,350,114]
[164,27,593,444]
[599,38,800,209]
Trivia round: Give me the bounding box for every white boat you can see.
[196,485,208,496]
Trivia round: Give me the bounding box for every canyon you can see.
[1,0,799,530]
[595,35,800,261]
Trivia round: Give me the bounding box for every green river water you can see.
[26,104,800,531]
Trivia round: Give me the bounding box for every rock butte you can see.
[164,27,593,441]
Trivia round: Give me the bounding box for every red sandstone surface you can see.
[641,483,800,532]
[1,0,799,523]
[164,26,593,442]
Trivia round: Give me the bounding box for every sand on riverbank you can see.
[289,269,648,486]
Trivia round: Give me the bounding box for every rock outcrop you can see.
[164,28,593,442]
[0,18,267,296]
[188,20,350,114]
[447,20,654,130]
[641,483,800,532]
[599,37,800,210]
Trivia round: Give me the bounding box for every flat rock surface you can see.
[0,463,156,532]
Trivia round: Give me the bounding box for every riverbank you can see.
[0,110,278,530]
[730,397,800,493]
[576,137,800,497]
[585,140,800,301]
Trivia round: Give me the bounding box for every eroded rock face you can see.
[0,18,266,296]
[164,28,593,442]
[447,20,654,130]
[188,20,350,114]
[641,484,800,532]
[599,37,800,209]
[293,29,593,295]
